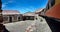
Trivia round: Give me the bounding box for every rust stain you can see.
[45,3,60,19]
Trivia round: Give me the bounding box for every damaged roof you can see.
[2,10,20,15]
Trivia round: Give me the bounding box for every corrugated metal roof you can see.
[2,10,20,15]
[35,8,44,13]
[23,12,37,16]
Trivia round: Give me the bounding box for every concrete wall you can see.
[3,14,23,23]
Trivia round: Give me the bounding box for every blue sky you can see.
[2,0,48,14]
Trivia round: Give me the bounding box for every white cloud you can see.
[27,6,36,12]
[2,4,6,8]
[20,6,36,13]
[8,0,16,3]
[2,0,15,8]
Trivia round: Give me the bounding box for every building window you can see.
[3,17,8,21]
[18,17,21,21]
[30,16,34,20]
[47,3,49,10]
[24,16,34,20]
[51,0,55,7]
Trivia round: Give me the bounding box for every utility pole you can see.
[0,0,9,32]
[0,0,3,32]
[0,0,3,23]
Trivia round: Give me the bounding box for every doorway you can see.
[9,16,12,22]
